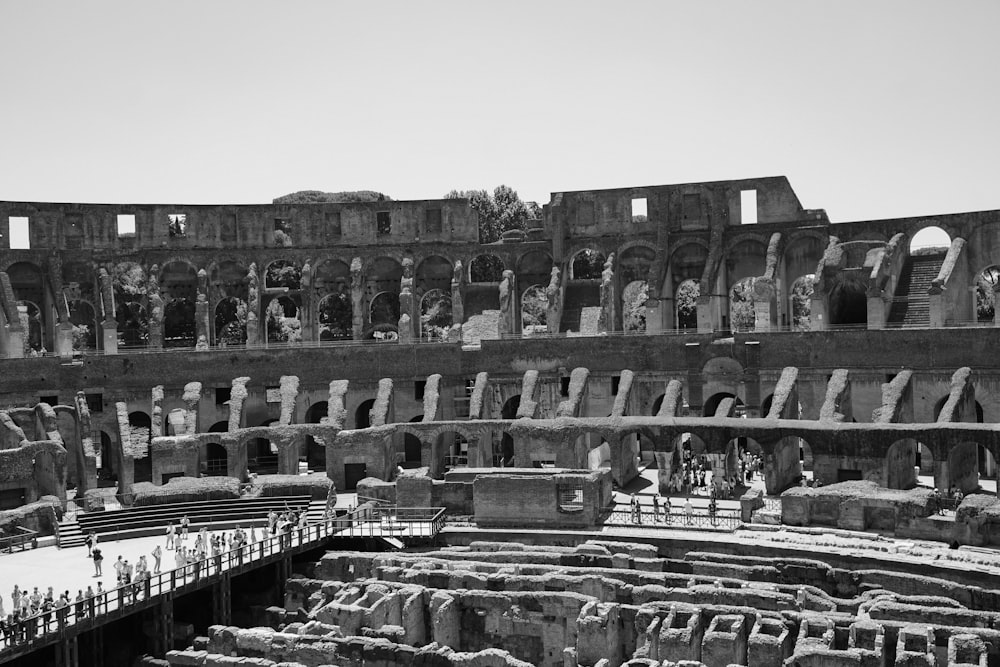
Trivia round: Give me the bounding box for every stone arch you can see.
[210,260,249,301]
[436,430,469,470]
[215,296,248,346]
[99,431,115,480]
[618,244,656,285]
[470,254,504,283]
[205,442,228,476]
[703,392,743,418]
[313,259,351,294]
[8,261,44,306]
[160,260,199,302]
[62,260,95,299]
[129,412,153,483]
[675,279,699,330]
[318,293,352,341]
[264,259,302,290]
[369,291,400,327]
[419,289,452,341]
[948,442,998,495]
[768,435,810,494]
[570,249,606,280]
[886,439,918,489]
[266,295,301,344]
[725,238,767,284]
[622,280,648,333]
[208,421,228,433]
[520,284,547,335]
[416,255,452,295]
[909,226,951,253]
[355,398,376,430]
[789,274,815,331]
[18,300,44,353]
[651,394,665,416]
[829,276,868,327]
[499,395,521,464]
[368,257,404,297]
[516,251,553,289]
[68,299,98,350]
[248,418,279,474]
[305,401,328,471]
[403,414,424,466]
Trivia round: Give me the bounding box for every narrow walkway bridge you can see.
[0,506,446,665]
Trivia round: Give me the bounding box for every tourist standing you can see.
[683,498,693,525]
[152,545,162,574]
[165,521,176,550]
[180,515,190,541]
[92,546,104,576]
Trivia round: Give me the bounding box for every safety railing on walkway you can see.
[603,506,741,531]
[0,527,38,554]
[0,506,444,657]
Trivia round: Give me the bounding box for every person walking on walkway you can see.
[180,515,190,541]
[165,521,176,550]
[85,531,97,558]
[152,545,162,574]
[683,498,693,525]
[92,547,103,577]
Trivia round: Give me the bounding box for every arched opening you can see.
[790,274,814,331]
[318,293,352,341]
[619,246,655,285]
[663,432,708,494]
[470,255,504,283]
[622,280,648,333]
[768,436,809,494]
[205,443,228,476]
[909,226,951,254]
[587,440,611,471]
[416,255,452,294]
[249,419,279,475]
[729,277,756,332]
[369,256,403,297]
[419,289,452,340]
[948,442,998,495]
[703,392,743,418]
[975,265,1000,323]
[128,412,153,483]
[17,300,43,354]
[403,415,424,467]
[208,421,228,433]
[266,295,301,344]
[98,431,116,484]
[722,436,764,497]
[214,296,248,346]
[369,291,400,327]
[305,401,328,471]
[916,442,934,477]
[829,277,868,327]
[264,260,302,290]
[210,260,249,301]
[675,279,700,331]
[437,430,469,470]
[355,398,376,429]
[499,395,521,465]
[68,299,97,350]
[116,301,148,348]
[885,439,918,489]
[520,285,547,335]
[570,249,606,280]
[651,394,664,416]
[163,299,196,348]
[515,251,553,290]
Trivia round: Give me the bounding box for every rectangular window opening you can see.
[425,208,442,234]
[415,380,426,401]
[8,217,30,249]
[117,214,136,237]
[168,214,187,237]
[216,387,232,405]
[611,375,621,395]
[631,197,647,222]
[273,218,289,233]
[85,393,103,413]
[560,377,571,397]
[741,189,758,225]
[376,211,391,237]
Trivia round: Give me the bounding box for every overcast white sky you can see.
[0,0,997,223]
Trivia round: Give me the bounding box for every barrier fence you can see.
[0,527,38,554]
[604,505,742,531]
[0,506,444,657]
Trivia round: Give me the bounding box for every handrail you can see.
[0,527,38,554]
[603,505,741,531]
[0,506,445,656]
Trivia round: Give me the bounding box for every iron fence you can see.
[604,506,741,531]
[0,527,38,554]
[0,506,445,656]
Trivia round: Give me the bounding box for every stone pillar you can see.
[645,300,662,335]
[245,263,260,347]
[465,435,487,468]
[226,440,248,481]
[544,266,563,334]
[451,260,465,328]
[866,289,886,329]
[696,294,721,333]
[100,318,118,355]
[928,284,945,328]
[276,433,301,475]
[55,322,74,358]
[195,295,209,350]
[751,279,775,332]
[350,257,364,340]
[498,270,516,337]
[150,596,174,657]
[598,253,616,333]
[300,259,314,343]
[810,294,828,331]
[212,573,232,626]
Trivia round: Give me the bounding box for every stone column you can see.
[245,263,260,347]
[498,270,516,337]
[300,259,314,343]
[276,433,301,475]
[55,323,74,358]
[350,257,364,340]
[451,260,465,328]
[195,269,210,349]
[751,278,775,332]
[866,287,887,330]
[147,264,164,349]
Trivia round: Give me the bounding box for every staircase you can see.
[887,252,946,327]
[305,499,328,523]
[57,515,86,549]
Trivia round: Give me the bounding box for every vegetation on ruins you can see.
[622,280,648,333]
[444,185,531,245]
[729,278,756,331]
[215,297,248,346]
[272,190,392,204]
[676,279,699,329]
[265,260,302,290]
[265,297,301,344]
[419,290,452,340]
[791,274,814,331]
[976,266,1000,322]
[520,285,547,333]
[318,293,352,340]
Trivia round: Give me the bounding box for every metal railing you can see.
[0,506,444,656]
[603,506,741,531]
[0,527,38,554]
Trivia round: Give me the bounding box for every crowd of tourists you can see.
[663,449,762,500]
[0,507,311,648]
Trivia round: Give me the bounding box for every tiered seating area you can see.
[73,496,315,542]
[162,539,1000,667]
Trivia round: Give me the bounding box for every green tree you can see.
[730,279,756,331]
[676,280,699,329]
[272,190,392,204]
[977,267,1000,322]
[446,185,529,244]
[791,275,814,331]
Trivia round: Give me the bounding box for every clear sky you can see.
[1,0,997,224]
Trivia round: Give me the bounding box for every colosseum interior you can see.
[3,175,1000,666]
